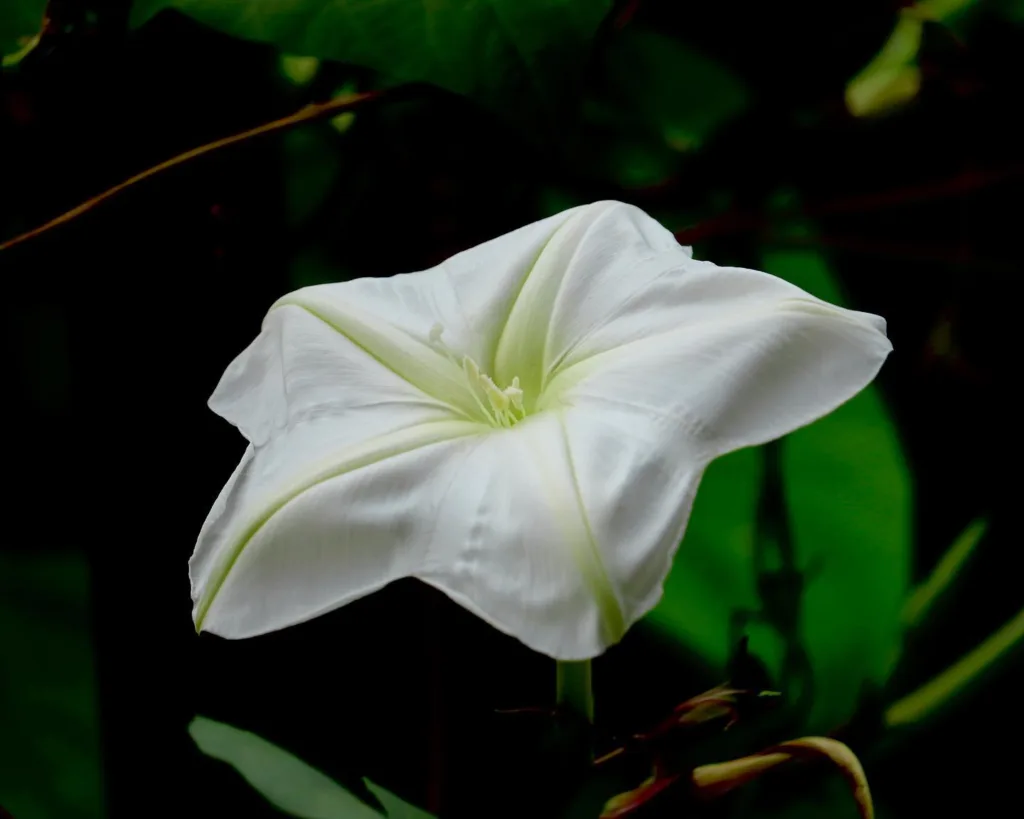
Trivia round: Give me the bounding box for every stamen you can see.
[427,324,526,428]
[506,376,524,417]
[481,375,510,412]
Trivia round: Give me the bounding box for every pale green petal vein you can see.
[275,293,483,421]
[196,419,486,629]
[554,412,625,644]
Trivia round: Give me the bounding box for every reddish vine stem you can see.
[763,233,1015,274]
[0,86,406,253]
[808,164,1024,215]
[673,164,1024,246]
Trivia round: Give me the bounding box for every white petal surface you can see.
[194,199,893,659]
[550,294,891,456]
[494,200,692,396]
[194,411,625,658]
[193,419,484,636]
[280,207,585,374]
[558,403,709,630]
[196,301,486,635]
[537,296,891,636]
[209,304,459,446]
[417,413,626,660]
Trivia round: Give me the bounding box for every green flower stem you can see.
[885,606,1024,727]
[556,660,594,723]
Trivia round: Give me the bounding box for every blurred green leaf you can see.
[365,781,435,819]
[284,125,342,228]
[575,121,681,189]
[290,247,349,290]
[902,517,986,628]
[329,82,361,134]
[604,28,747,155]
[885,606,1024,728]
[762,242,911,730]
[0,0,45,63]
[190,716,435,819]
[190,716,381,819]
[279,54,321,87]
[646,447,767,672]
[132,0,612,136]
[844,0,984,116]
[917,0,979,23]
[574,27,747,187]
[998,0,1024,23]
[845,11,923,117]
[0,551,104,819]
[752,777,899,819]
[646,239,911,732]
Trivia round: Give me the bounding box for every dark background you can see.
[1,1,1021,818]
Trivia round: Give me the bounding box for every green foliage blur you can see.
[1,1,1021,818]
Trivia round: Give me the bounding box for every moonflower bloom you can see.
[191,201,891,660]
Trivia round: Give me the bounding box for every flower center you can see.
[430,324,526,428]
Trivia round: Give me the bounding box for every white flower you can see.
[190,201,891,660]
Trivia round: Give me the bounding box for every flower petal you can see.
[493,200,692,397]
[272,290,486,422]
[550,292,891,455]
[557,402,708,632]
[199,295,494,636]
[417,413,628,660]
[192,418,485,637]
[488,201,887,425]
[525,299,890,638]
[195,410,629,658]
[549,256,888,383]
[196,200,892,658]
[279,206,587,377]
[210,303,462,445]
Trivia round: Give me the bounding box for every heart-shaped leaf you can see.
[132,0,613,138]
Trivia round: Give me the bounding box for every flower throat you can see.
[429,323,525,428]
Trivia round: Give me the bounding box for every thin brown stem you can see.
[0,86,411,253]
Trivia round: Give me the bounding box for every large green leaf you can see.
[646,447,767,673]
[132,0,612,136]
[646,241,911,732]
[0,551,105,819]
[769,244,911,730]
[0,0,45,61]
[190,716,434,819]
